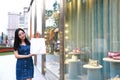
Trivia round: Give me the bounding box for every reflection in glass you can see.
[45,0,60,55]
[44,0,60,80]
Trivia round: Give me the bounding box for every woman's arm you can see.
[14,50,35,59]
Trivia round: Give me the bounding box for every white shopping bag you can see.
[30,38,46,54]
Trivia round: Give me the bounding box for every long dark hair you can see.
[13,28,30,51]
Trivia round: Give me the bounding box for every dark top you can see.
[16,45,34,80]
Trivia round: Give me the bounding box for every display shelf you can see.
[67,52,85,55]
[103,57,120,78]
[67,59,81,80]
[103,57,120,62]
[83,64,102,69]
[83,64,102,80]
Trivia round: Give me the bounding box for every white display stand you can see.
[103,57,120,78]
[103,57,120,62]
[67,59,81,80]
[83,64,102,80]
[30,38,46,54]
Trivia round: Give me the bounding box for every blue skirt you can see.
[16,57,34,80]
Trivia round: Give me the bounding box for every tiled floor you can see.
[0,55,46,80]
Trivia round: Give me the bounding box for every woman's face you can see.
[18,30,26,40]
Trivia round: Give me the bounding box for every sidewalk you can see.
[0,54,46,80]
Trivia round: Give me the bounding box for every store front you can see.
[64,0,120,80]
[29,0,120,80]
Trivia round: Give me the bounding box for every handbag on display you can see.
[108,52,120,58]
[88,59,99,67]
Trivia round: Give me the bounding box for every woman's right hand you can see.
[28,53,36,57]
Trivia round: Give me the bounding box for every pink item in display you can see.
[108,52,120,58]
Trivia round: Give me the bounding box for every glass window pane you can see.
[44,0,60,80]
[64,0,120,80]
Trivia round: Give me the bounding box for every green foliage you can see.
[0,52,14,56]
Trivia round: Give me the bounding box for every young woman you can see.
[13,28,35,80]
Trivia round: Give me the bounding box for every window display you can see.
[64,0,120,80]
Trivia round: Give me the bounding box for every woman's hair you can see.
[13,28,30,51]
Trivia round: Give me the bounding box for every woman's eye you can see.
[19,32,24,36]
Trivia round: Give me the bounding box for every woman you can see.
[13,28,35,80]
